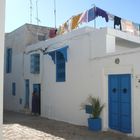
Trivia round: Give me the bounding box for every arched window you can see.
[56,51,65,82]
[47,46,68,82]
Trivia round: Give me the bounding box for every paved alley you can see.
[3,111,140,140]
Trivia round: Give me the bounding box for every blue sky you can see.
[5,0,140,32]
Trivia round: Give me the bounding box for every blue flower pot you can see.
[88,118,101,131]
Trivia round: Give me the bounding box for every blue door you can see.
[33,84,41,115]
[108,74,131,133]
[25,80,30,108]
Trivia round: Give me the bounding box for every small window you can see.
[19,98,22,104]
[30,53,40,74]
[12,82,16,96]
[38,35,46,41]
[6,48,12,73]
[56,51,65,82]
[48,46,68,82]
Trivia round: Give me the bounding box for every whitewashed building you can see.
[0,0,5,139]
[4,25,140,137]
[4,24,55,111]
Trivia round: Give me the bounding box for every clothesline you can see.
[56,6,140,36]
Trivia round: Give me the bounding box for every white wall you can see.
[39,29,140,137]
[93,51,140,137]
[4,24,51,112]
[0,0,5,139]
[13,27,140,137]
[4,53,25,111]
[89,28,107,58]
[42,33,94,125]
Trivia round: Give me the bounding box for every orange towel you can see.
[71,13,82,30]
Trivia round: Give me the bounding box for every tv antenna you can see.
[29,0,33,24]
[54,0,56,28]
[36,0,41,25]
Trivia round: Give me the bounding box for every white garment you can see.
[107,12,114,21]
[133,22,140,36]
[121,19,134,33]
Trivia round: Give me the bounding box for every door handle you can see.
[123,88,127,94]
[112,88,117,93]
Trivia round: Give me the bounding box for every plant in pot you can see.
[82,96,104,131]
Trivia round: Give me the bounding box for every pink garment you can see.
[49,29,57,38]
[121,19,134,33]
[78,11,88,24]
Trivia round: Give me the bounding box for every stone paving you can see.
[3,111,140,140]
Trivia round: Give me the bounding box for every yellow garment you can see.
[60,24,65,34]
[58,22,69,35]
[71,13,82,30]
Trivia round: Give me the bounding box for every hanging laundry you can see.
[49,28,57,38]
[78,11,88,24]
[107,13,114,21]
[121,19,134,33]
[63,21,69,32]
[71,13,82,30]
[133,22,140,36]
[58,25,64,35]
[88,7,95,22]
[95,7,109,22]
[57,26,62,35]
[58,21,69,35]
[114,16,122,30]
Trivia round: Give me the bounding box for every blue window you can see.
[56,51,65,82]
[30,53,40,74]
[19,98,22,104]
[12,82,16,96]
[48,46,68,82]
[6,48,12,73]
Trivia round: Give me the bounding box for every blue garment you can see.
[32,94,39,114]
[95,7,109,22]
[114,16,122,30]
[88,7,95,22]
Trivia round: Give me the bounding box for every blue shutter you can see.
[30,54,34,73]
[34,54,40,73]
[25,79,30,108]
[30,54,40,74]
[57,46,68,62]
[48,51,56,63]
[6,48,12,73]
[47,46,68,82]
[56,51,65,82]
[12,82,16,96]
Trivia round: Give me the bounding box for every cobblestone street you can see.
[3,111,140,140]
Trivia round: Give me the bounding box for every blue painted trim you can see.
[30,53,40,74]
[19,98,22,105]
[6,48,12,73]
[12,82,16,96]
[25,79,30,108]
[56,46,68,62]
[56,51,65,82]
[85,105,93,114]
[48,51,56,64]
[48,46,69,63]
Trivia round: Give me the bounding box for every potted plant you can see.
[82,96,104,131]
